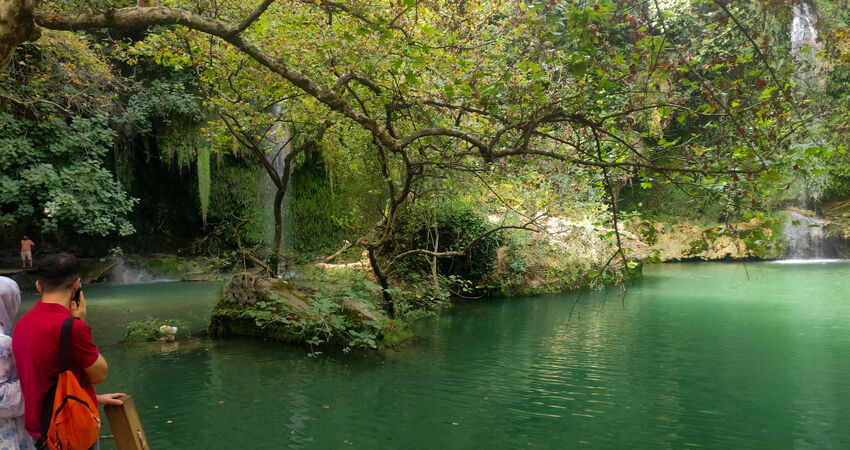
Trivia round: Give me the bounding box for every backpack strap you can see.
[57,316,75,372]
[36,317,78,449]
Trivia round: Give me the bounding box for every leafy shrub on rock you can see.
[389,200,503,284]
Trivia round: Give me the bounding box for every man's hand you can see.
[70,290,86,321]
[97,393,126,406]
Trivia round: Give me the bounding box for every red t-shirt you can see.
[12,301,99,439]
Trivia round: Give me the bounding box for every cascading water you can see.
[791,1,823,87]
[791,2,818,59]
[777,3,839,261]
[782,211,839,260]
[259,103,292,258]
[108,258,174,284]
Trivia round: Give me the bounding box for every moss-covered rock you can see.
[209,308,305,342]
[124,318,189,342]
[209,272,407,351]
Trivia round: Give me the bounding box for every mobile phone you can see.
[72,288,81,306]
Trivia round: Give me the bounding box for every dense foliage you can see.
[390,200,503,283]
[0,114,136,235]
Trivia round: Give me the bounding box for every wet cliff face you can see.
[783,211,842,259]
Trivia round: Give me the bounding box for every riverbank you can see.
[1,254,230,292]
[10,207,839,352]
[105,214,766,350]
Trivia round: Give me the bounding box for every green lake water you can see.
[16,261,850,448]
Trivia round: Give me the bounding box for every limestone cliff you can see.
[623,216,784,261]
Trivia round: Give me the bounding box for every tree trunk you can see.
[0,0,40,71]
[367,248,394,318]
[269,188,285,274]
[431,225,439,289]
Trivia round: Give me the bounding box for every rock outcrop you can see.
[624,216,784,261]
[209,272,404,349]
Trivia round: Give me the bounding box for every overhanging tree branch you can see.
[385,221,540,270]
[31,5,546,159]
[35,6,401,149]
[231,0,275,35]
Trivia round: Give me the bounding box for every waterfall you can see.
[108,258,174,284]
[782,211,838,259]
[788,2,828,208]
[259,103,292,255]
[790,1,823,87]
[782,11,840,261]
[791,2,817,56]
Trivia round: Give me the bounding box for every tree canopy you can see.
[2,0,849,309]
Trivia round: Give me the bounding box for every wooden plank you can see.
[104,395,149,450]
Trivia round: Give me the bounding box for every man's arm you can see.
[97,393,126,405]
[83,353,108,385]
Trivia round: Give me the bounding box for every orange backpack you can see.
[36,317,101,450]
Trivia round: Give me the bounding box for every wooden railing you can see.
[104,395,149,450]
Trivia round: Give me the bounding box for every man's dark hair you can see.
[37,253,81,293]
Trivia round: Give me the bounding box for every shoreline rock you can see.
[209,272,408,350]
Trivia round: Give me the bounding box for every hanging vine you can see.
[197,144,211,225]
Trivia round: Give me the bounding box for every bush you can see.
[390,200,503,283]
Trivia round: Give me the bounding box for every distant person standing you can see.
[20,236,34,269]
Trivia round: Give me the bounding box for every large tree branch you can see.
[396,127,488,153]
[33,6,502,156]
[0,0,41,70]
[333,71,382,95]
[35,6,402,148]
[0,93,70,114]
[484,148,763,175]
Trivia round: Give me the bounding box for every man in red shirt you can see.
[12,253,124,449]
